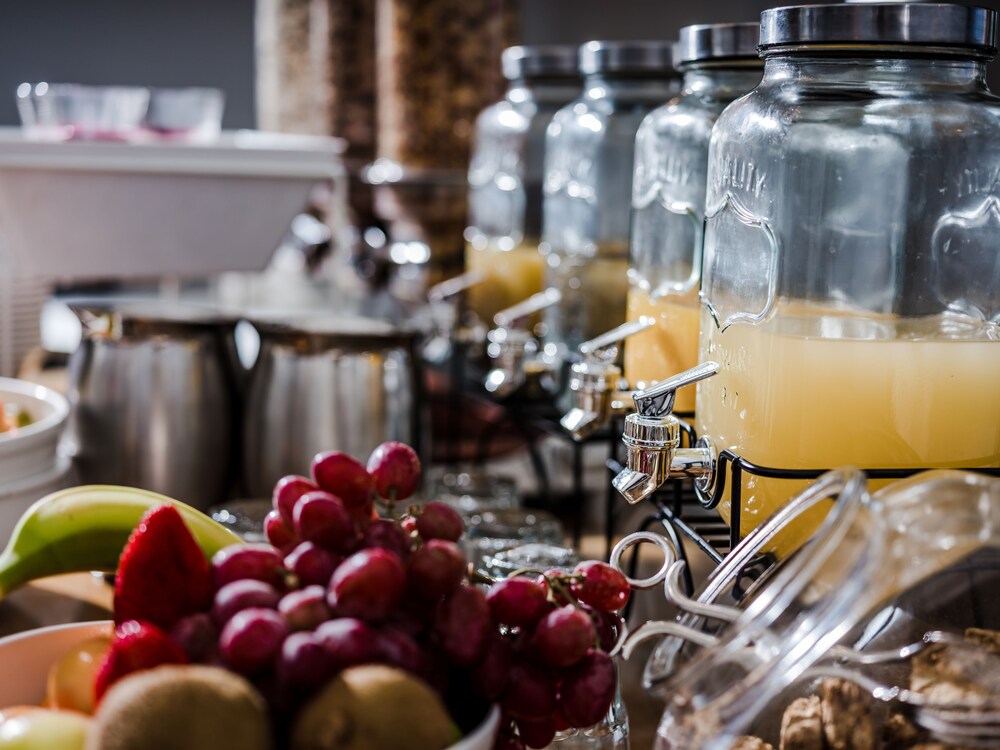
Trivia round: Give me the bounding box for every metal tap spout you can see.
[559,318,655,440]
[484,288,561,398]
[612,362,719,503]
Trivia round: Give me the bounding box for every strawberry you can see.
[94,620,188,701]
[114,504,213,630]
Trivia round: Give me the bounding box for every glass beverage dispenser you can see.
[542,41,680,359]
[466,45,580,326]
[626,23,762,415]
[697,3,1000,537]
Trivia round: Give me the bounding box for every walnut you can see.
[779,695,824,750]
[730,737,775,750]
[964,627,1000,656]
[911,643,1000,708]
[820,678,876,750]
[881,712,925,749]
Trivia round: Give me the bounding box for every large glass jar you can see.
[542,41,680,359]
[697,3,1000,537]
[652,471,1000,749]
[626,23,762,414]
[466,45,580,326]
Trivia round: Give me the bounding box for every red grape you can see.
[556,649,616,728]
[264,509,298,551]
[501,662,555,721]
[327,548,406,621]
[416,502,463,542]
[532,605,595,668]
[376,626,426,677]
[219,608,288,675]
[406,539,466,600]
[212,544,285,590]
[315,617,381,671]
[169,612,218,662]
[272,475,317,526]
[212,579,281,626]
[278,586,330,631]
[311,451,374,509]
[434,585,490,666]
[284,541,340,588]
[362,518,411,558]
[293,490,358,552]
[516,716,557,749]
[367,441,421,501]
[472,631,512,700]
[400,515,418,535]
[590,608,625,653]
[535,569,573,606]
[572,561,630,612]
[279,631,336,691]
[487,578,550,627]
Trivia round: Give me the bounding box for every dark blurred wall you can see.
[0,0,997,129]
[0,0,256,129]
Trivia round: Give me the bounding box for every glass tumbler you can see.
[463,507,564,571]
[486,543,630,750]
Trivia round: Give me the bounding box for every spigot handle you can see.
[493,288,562,328]
[633,361,719,418]
[428,269,486,302]
[578,317,655,359]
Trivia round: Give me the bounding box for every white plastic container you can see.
[0,128,346,280]
[0,377,69,484]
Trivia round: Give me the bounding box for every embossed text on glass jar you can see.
[626,23,762,413]
[696,3,1000,539]
[542,41,680,358]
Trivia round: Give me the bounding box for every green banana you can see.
[0,485,244,599]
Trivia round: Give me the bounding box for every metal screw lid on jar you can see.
[759,3,998,57]
[675,22,763,67]
[578,40,678,76]
[501,45,580,81]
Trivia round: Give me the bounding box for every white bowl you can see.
[0,621,111,707]
[0,377,69,484]
[0,455,73,544]
[0,621,501,749]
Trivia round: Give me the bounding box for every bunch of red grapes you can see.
[173,441,630,749]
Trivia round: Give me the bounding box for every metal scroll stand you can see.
[427,284,605,546]
[606,363,1000,607]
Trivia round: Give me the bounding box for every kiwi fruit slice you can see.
[87,665,272,750]
[292,665,460,750]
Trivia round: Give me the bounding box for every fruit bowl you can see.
[0,621,111,707]
[0,621,501,750]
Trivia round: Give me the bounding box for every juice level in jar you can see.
[697,307,1000,551]
[465,240,546,325]
[624,286,701,414]
[543,243,631,353]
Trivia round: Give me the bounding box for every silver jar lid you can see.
[676,22,762,66]
[759,3,998,56]
[502,45,580,80]
[579,40,678,76]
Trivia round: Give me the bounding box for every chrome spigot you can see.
[612,362,718,504]
[484,288,561,397]
[423,270,487,364]
[560,318,655,440]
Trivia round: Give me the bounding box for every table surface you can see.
[0,574,113,638]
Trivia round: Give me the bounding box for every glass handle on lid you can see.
[493,287,561,328]
[633,361,718,418]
